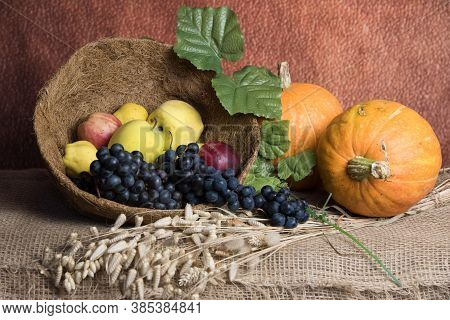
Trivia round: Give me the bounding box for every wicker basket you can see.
[34,38,260,222]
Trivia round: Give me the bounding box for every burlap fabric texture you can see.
[0,169,449,300]
[33,38,260,223]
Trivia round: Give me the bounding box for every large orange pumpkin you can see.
[275,62,343,190]
[317,100,442,217]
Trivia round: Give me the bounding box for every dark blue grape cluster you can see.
[259,185,309,228]
[72,142,310,228]
[158,143,246,209]
[79,143,182,209]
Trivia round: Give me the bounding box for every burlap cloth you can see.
[0,169,449,300]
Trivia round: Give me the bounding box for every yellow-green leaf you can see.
[277,150,316,181]
[244,157,286,191]
[258,120,290,159]
[248,157,275,177]
[244,174,287,192]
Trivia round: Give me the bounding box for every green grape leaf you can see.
[244,174,287,192]
[277,150,316,181]
[244,157,286,191]
[211,66,282,119]
[248,157,275,177]
[174,6,244,73]
[258,120,290,159]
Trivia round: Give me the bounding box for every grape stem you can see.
[93,178,101,198]
[308,194,402,288]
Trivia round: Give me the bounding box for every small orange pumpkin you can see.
[275,62,343,190]
[317,100,442,217]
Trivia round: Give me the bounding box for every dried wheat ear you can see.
[44,194,431,300]
[41,205,288,300]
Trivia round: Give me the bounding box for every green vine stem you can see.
[307,195,402,288]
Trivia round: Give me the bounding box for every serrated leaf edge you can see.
[277,150,316,181]
[174,6,223,73]
[174,6,245,73]
[211,68,282,119]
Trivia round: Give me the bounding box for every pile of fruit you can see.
[64,96,310,228]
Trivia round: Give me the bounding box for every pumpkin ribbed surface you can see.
[317,99,442,217]
[277,83,342,189]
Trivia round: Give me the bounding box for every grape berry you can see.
[74,143,309,228]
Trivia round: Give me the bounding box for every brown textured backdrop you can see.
[0,0,448,169]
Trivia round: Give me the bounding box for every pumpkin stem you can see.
[278,61,291,89]
[347,156,390,181]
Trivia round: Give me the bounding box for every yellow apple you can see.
[147,100,204,150]
[108,120,165,162]
[114,103,148,124]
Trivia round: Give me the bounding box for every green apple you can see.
[108,120,165,163]
[147,100,204,150]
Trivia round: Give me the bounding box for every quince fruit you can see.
[63,140,97,178]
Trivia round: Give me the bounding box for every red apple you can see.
[77,112,121,149]
[199,141,241,171]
